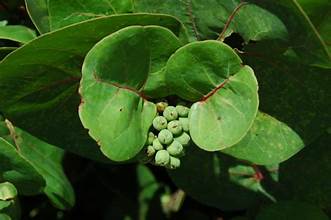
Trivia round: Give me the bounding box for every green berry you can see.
[146,132,155,145]
[158,129,173,145]
[176,105,190,117]
[166,140,183,156]
[167,120,183,135]
[174,132,190,146]
[153,116,167,131]
[146,145,156,157]
[155,150,170,166]
[163,106,178,121]
[156,102,168,112]
[179,117,189,132]
[167,156,181,169]
[152,138,163,151]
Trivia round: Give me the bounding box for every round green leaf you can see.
[166,41,243,101]
[189,67,258,151]
[80,26,182,161]
[256,201,329,220]
[165,41,258,151]
[166,41,258,151]
[223,112,304,165]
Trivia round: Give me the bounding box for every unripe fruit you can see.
[167,120,183,135]
[156,102,168,112]
[146,145,156,157]
[163,106,178,121]
[158,129,173,145]
[179,117,189,132]
[155,150,170,166]
[146,132,155,145]
[153,138,163,151]
[152,116,167,131]
[166,140,183,156]
[174,132,190,146]
[176,105,190,117]
[167,156,181,169]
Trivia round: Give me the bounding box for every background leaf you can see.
[168,145,272,211]
[242,52,330,147]
[0,24,36,44]
[235,0,331,152]
[25,0,50,34]
[134,0,288,43]
[248,0,330,68]
[12,127,75,210]
[0,14,186,161]
[264,131,331,209]
[136,165,164,220]
[256,201,329,220]
[0,120,74,209]
[0,135,45,195]
[0,47,15,60]
[223,112,304,165]
[295,0,331,54]
[48,0,133,30]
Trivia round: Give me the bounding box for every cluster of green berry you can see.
[143,102,191,169]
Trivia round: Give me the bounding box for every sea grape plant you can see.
[0,0,330,218]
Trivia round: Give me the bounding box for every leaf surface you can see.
[25,0,50,33]
[0,25,36,44]
[0,137,45,195]
[166,41,258,150]
[0,47,15,60]
[0,121,74,209]
[48,0,133,30]
[134,0,288,43]
[223,112,304,165]
[248,0,330,68]
[13,127,75,209]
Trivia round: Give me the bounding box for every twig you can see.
[217,2,248,41]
